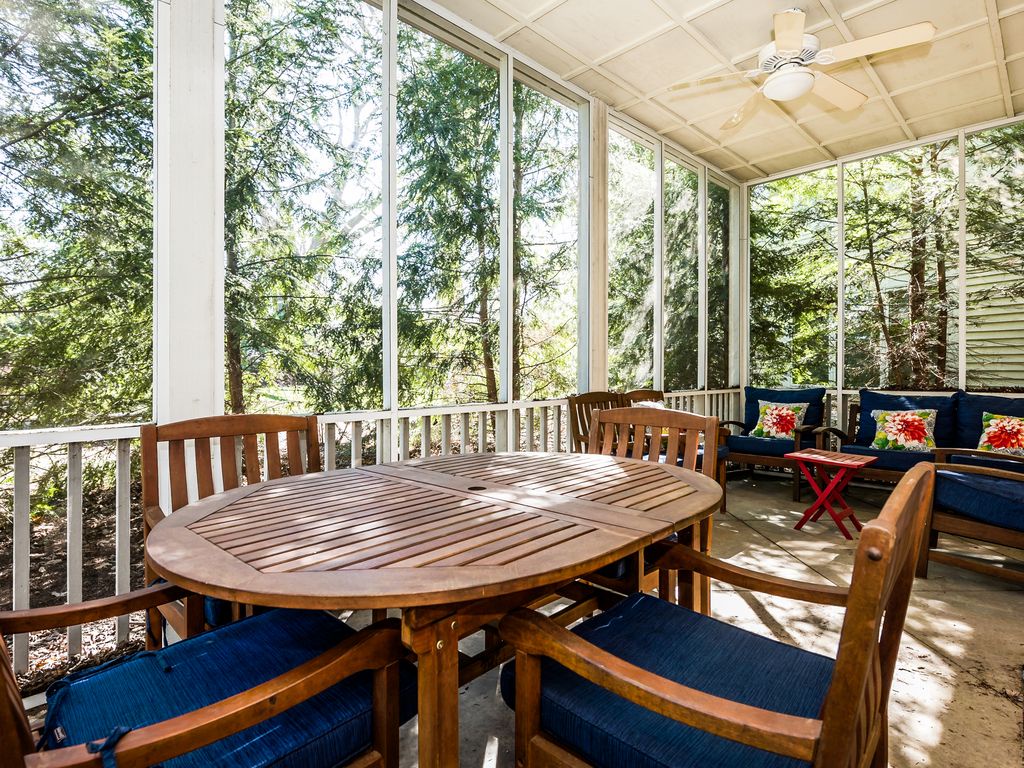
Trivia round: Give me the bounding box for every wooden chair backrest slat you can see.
[568,392,623,453]
[587,407,719,477]
[815,463,935,767]
[141,414,322,518]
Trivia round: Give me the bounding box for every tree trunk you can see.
[860,173,896,385]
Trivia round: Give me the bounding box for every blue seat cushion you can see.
[839,444,933,472]
[726,434,815,458]
[500,593,833,768]
[694,444,729,469]
[954,392,1024,449]
[743,386,827,432]
[855,389,958,447]
[935,470,1024,532]
[42,609,417,768]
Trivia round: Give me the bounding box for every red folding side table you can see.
[785,448,878,539]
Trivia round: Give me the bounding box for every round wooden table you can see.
[146,451,722,768]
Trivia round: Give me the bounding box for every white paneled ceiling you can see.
[429,0,1024,180]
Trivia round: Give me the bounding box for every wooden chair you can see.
[918,448,1024,584]
[141,414,322,640]
[499,463,935,768]
[585,406,721,611]
[567,391,623,452]
[621,388,664,405]
[0,584,412,768]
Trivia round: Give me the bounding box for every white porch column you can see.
[588,101,609,391]
[154,0,225,424]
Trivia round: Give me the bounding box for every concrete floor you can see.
[392,473,1024,767]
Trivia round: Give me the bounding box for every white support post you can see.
[477,412,487,452]
[697,165,708,392]
[499,52,514,451]
[114,438,131,643]
[154,0,225,426]
[589,101,609,390]
[738,182,750,391]
[383,0,400,462]
[66,443,83,657]
[460,412,470,454]
[351,421,363,467]
[577,101,593,393]
[653,142,665,391]
[957,129,968,390]
[837,163,846,428]
[441,414,451,455]
[12,446,30,673]
[421,415,432,457]
[325,423,337,469]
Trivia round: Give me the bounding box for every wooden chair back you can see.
[815,462,935,766]
[621,389,665,405]
[141,413,322,519]
[587,407,719,478]
[568,392,623,452]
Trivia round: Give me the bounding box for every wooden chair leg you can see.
[515,651,542,768]
[677,526,698,611]
[658,568,678,605]
[699,518,713,615]
[717,458,728,515]
[791,466,802,502]
[184,595,205,638]
[916,528,937,578]
[372,608,389,623]
[373,662,400,768]
[871,713,888,768]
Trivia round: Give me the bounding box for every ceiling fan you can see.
[669,9,936,131]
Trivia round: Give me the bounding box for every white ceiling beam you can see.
[984,0,1015,117]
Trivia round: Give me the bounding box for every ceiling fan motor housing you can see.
[757,33,821,71]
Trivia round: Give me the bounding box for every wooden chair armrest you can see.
[933,447,1024,465]
[649,543,848,607]
[813,426,850,449]
[720,420,747,433]
[26,620,405,768]
[0,583,191,635]
[499,609,821,761]
[793,424,817,434]
[145,504,168,532]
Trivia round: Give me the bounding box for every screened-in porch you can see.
[1,1,1022,766]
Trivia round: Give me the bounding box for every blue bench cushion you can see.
[500,592,833,768]
[855,390,958,447]
[935,470,1024,532]
[840,444,934,472]
[726,434,815,458]
[743,386,826,432]
[954,392,1024,449]
[42,609,417,768]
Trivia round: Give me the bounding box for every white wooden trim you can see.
[13,446,30,673]
[66,443,83,657]
[115,438,132,643]
[653,142,665,390]
[588,101,609,390]
[383,0,400,463]
[957,130,969,390]
[153,0,225,426]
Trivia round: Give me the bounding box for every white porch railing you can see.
[665,388,743,423]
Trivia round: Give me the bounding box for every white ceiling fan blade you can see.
[668,69,761,91]
[774,8,806,53]
[812,71,868,111]
[819,22,936,64]
[720,91,763,131]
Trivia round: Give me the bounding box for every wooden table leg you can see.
[404,612,462,768]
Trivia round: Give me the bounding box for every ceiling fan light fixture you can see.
[762,67,815,101]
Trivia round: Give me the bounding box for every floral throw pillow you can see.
[751,401,808,439]
[870,409,936,452]
[977,412,1024,455]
